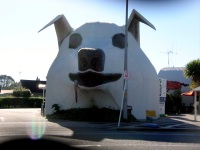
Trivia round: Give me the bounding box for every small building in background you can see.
[20,79,46,93]
[159,78,167,116]
[158,67,193,113]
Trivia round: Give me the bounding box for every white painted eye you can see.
[69,33,82,49]
[112,33,125,49]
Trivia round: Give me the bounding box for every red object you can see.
[181,90,200,96]
[167,81,182,90]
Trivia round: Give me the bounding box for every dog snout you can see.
[78,48,105,72]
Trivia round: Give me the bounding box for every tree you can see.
[190,81,199,90]
[7,82,21,90]
[183,59,200,89]
[165,92,174,114]
[172,89,182,114]
[0,75,15,89]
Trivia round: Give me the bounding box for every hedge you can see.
[0,97,43,108]
[46,106,136,122]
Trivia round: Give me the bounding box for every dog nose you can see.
[78,48,105,72]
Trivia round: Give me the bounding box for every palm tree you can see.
[183,59,200,89]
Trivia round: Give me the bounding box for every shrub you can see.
[12,88,32,97]
[12,89,21,97]
[21,89,32,97]
[0,97,43,108]
[52,104,60,113]
[46,105,135,122]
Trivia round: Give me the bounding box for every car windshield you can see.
[0,0,200,149]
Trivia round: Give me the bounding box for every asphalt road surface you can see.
[1,108,200,150]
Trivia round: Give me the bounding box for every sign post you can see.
[118,0,129,128]
[123,0,129,120]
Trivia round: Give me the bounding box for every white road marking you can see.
[162,123,187,128]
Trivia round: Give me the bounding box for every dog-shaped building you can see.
[39,9,159,120]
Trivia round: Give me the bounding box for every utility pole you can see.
[118,0,129,128]
[18,72,22,89]
[123,0,128,120]
[19,72,21,80]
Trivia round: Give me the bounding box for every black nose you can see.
[78,48,105,72]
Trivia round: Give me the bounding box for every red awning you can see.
[181,90,200,96]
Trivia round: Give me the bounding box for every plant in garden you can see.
[52,104,60,113]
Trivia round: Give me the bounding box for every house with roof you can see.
[158,67,193,113]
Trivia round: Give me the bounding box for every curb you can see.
[117,127,200,132]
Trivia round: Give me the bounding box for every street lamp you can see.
[38,84,46,116]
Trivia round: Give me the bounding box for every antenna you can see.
[19,72,21,80]
[161,50,173,67]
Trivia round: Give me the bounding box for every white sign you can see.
[159,78,167,98]
[159,102,165,115]
[124,70,129,80]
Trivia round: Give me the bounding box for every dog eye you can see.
[69,33,82,49]
[112,33,125,49]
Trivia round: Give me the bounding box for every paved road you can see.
[1,108,200,150]
[1,108,200,131]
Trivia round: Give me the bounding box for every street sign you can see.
[124,70,129,80]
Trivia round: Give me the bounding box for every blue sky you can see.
[0,0,199,82]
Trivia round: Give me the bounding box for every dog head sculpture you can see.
[39,9,159,119]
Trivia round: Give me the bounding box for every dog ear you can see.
[38,14,73,47]
[126,9,156,46]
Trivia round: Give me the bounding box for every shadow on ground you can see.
[46,113,200,144]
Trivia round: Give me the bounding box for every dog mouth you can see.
[69,71,122,87]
